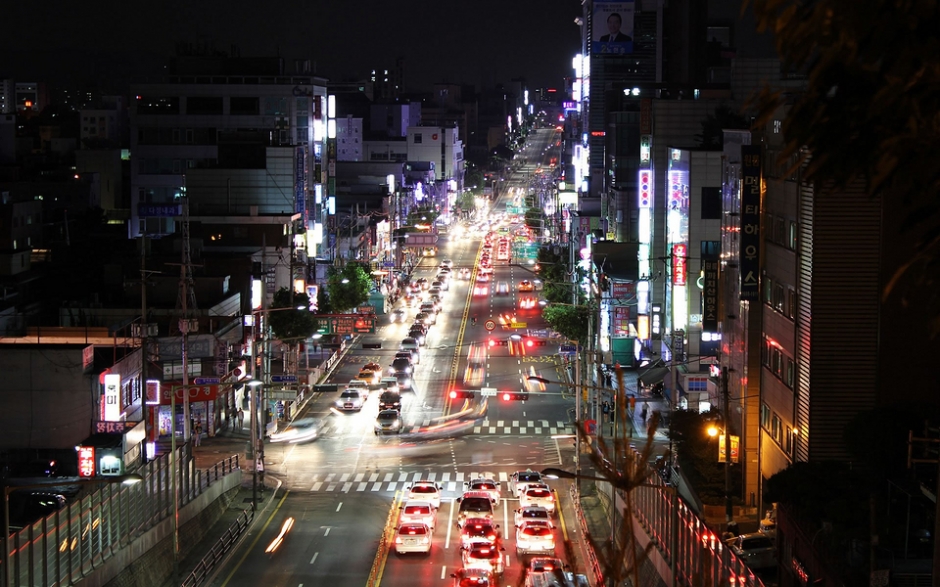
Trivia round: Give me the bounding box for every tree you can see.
[465,168,484,192]
[524,206,545,230]
[747,0,940,328]
[542,304,592,344]
[326,262,371,312]
[267,288,319,343]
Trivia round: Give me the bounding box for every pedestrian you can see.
[194,420,202,446]
[237,408,244,430]
[641,404,648,424]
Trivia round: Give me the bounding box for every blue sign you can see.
[138,203,182,217]
[383,261,396,268]
[193,377,220,385]
[559,345,578,355]
[271,375,298,383]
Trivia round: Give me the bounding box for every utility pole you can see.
[722,366,733,525]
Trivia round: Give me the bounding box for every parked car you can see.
[726,533,777,569]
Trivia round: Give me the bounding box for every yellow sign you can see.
[510,322,527,328]
[718,434,740,463]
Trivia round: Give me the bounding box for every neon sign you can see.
[638,170,652,208]
[673,243,688,286]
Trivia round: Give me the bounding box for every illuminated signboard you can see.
[638,169,652,208]
[672,243,688,286]
[146,380,161,405]
[668,170,685,210]
[740,145,763,300]
[104,373,121,422]
[78,446,95,477]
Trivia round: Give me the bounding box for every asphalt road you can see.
[212,128,584,587]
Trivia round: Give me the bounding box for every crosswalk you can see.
[301,469,538,494]
[327,419,574,436]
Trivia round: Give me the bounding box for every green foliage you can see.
[465,169,485,191]
[524,207,544,230]
[536,246,584,305]
[316,286,333,315]
[747,0,940,320]
[542,304,592,345]
[267,288,319,343]
[407,207,439,226]
[326,262,372,312]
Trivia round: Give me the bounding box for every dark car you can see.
[379,391,402,411]
[396,350,420,364]
[408,327,427,345]
[395,371,413,391]
[391,357,414,375]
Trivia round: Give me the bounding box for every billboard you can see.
[740,145,763,300]
[592,0,635,55]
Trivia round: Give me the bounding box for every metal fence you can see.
[594,472,766,587]
[5,446,240,587]
[180,507,253,587]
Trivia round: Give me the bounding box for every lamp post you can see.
[3,475,143,587]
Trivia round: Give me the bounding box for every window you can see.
[186,129,194,144]
[761,403,771,428]
[785,426,793,454]
[774,215,786,245]
[186,96,223,115]
[771,414,782,443]
[414,133,423,144]
[763,276,773,305]
[788,221,798,250]
[773,283,785,312]
[788,289,797,319]
[230,96,260,115]
[786,358,796,388]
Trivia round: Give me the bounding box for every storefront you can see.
[153,383,219,439]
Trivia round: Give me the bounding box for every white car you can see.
[400,500,437,530]
[495,281,509,295]
[464,478,500,504]
[394,523,432,554]
[407,481,442,509]
[345,378,370,399]
[458,268,472,280]
[516,520,555,555]
[335,390,364,412]
[269,417,322,444]
[441,259,454,269]
[514,506,553,528]
[520,485,555,514]
[510,470,544,497]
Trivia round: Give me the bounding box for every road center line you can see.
[309,552,319,565]
[440,566,447,579]
[336,502,342,512]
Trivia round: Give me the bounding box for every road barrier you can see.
[180,507,254,587]
[366,490,401,587]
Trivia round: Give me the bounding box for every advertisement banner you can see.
[592,0,635,55]
[612,306,631,338]
[295,146,306,217]
[702,249,720,332]
[718,434,740,463]
[104,373,121,422]
[161,384,219,406]
[740,145,763,300]
[77,447,95,478]
[672,243,688,286]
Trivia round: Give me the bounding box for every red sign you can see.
[78,446,95,478]
[672,244,688,286]
[160,384,219,405]
[611,282,635,300]
[613,306,631,338]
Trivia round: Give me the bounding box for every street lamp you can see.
[707,422,734,527]
[3,475,143,587]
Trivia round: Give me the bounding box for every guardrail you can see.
[180,507,254,587]
[570,484,604,587]
[366,490,400,587]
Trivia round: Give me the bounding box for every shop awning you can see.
[638,366,669,388]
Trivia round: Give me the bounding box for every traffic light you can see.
[450,390,475,399]
[501,392,529,401]
[524,338,548,348]
[488,338,508,348]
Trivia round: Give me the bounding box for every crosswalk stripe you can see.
[354,473,364,482]
[441,472,451,482]
[388,482,397,491]
[357,482,368,491]
[520,428,527,434]
[312,482,323,491]
[512,420,519,427]
[427,472,437,482]
[497,420,505,427]
[383,473,393,482]
[550,427,558,434]
[412,472,422,482]
[371,482,382,491]
[535,428,542,434]
[340,473,351,482]
[447,481,456,492]
[503,427,511,434]
[488,427,496,433]
[327,483,337,491]
[342,482,353,492]
[527,421,535,427]
[456,472,465,482]
[473,426,482,433]
[398,472,409,482]
[369,473,379,482]
[498,472,508,483]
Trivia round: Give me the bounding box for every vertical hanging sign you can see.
[295,146,306,219]
[702,248,720,332]
[739,145,762,300]
[104,373,121,422]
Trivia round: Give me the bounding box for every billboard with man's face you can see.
[592,0,635,56]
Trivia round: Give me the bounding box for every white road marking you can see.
[310,552,319,565]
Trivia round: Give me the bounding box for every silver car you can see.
[516,520,555,555]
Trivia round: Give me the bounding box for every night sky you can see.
[1,0,583,92]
